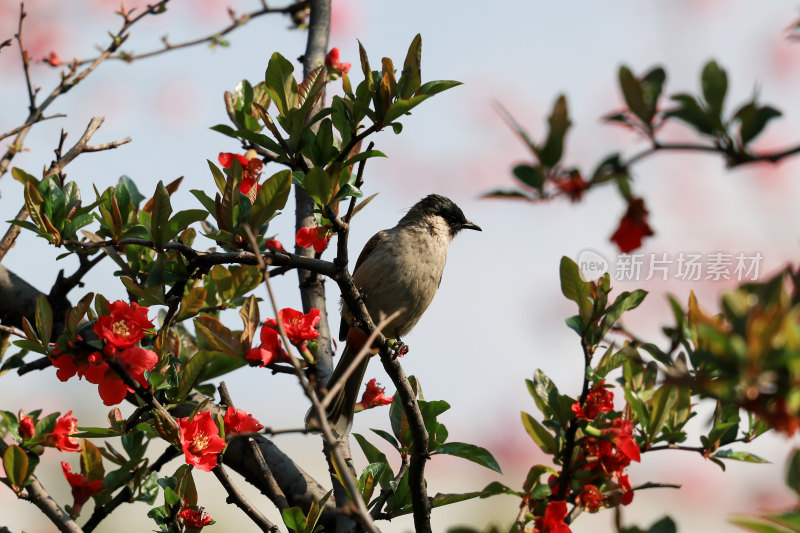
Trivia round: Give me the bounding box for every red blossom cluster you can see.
[296,225,330,253]
[218,151,263,196]
[49,300,158,405]
[610,197,654,253]
[265,238,287,254]
[355,378,393,411]
[324,47,351,79]
[47,411,81,452]
[542,384,640,516]
[246,308,320,366]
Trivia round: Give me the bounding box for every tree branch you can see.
[213,464,279,532]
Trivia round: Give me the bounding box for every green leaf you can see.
[416,80,461,96]
[370,428,400,452]
[641,67,666,116]
[303,167,333,208]
[352,433,393,487]
[787,449,800,496]
[265,52,299,117]
[3,444,29,487]
[343,150,388,167]
[398,34,422,99]
[539,95,571,167]
[432,442,502,473]
[512,164,546,191]
[559,256,593,324]
[34,294,53,346]
[168,210,207,241]
[177,351,210,400]
[666,94,715,134]
[647,385,679,442]
[521,412,557,455]
[712,449,769,464]
[728,517,790,533]
[619,66,649,124]
[196,350,247,383]
[248,170,292,229]
[383,94,432,125]
[358,41,374,94]
[701,60,727,118]
[149,181,173,247]
[734,102,781,146]
[604,290,647,329]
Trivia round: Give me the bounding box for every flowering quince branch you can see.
[0,439,83,533]
[241,224,381,533]
[490,58,800,254]
[212,464,278,532]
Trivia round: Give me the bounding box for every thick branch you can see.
[213,464,279,532]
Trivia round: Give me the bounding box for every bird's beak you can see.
[462,221,482,232]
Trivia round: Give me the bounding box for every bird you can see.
[322,194,481,434]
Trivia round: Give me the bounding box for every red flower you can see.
[246,326,289,367]
[296,226,330,253]
[265,238,287,254]
[178,410,226,472]
[51,350,84,382]
[179,506,213,529]
[535,500,571,533]
[610,197,654,253]
[324,47,351,77]
[61,461,103,516]
[602,418,641,463]
[265,308,320,345]
[218,152,263,195]
[571,381,614,421]
[576,484,604,512]
[19,416,35,441]
[555,172,589,203]
[44,51,63,66]
[355,378,394,411]
[47,411,80,452]
[85,347,158,406]
[93,300,154,349]
[223,406,264,435]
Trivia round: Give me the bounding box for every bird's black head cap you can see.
[402,194,482,235]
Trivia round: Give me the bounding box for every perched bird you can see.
[323,194,481,434]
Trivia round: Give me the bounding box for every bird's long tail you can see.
[309,327,372,435]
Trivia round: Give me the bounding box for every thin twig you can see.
[74,2,309,66]
[242,224,380,533]
[15,4,36,112]
[0,324,25,338]
[218,381,290,512]
[213,464,279,532]
[0,114,65,142]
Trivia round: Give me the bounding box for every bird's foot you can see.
[387,338,409,357]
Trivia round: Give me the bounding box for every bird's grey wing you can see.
[339,230,390,341]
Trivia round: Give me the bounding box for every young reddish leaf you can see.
[238,295,260,346]
[80,440,105,482]
[358,40,374,93]
[194,316,245,357]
